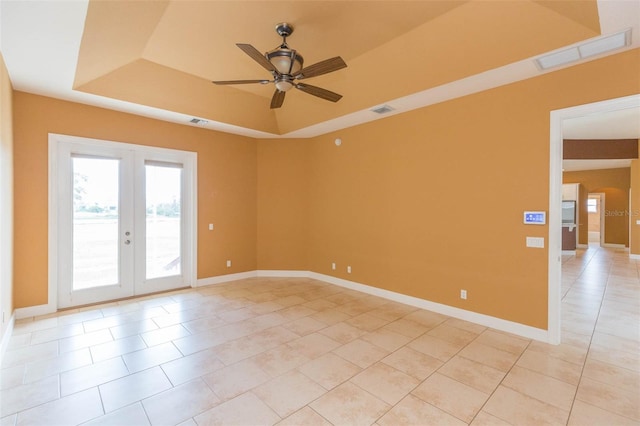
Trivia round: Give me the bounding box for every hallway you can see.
[560,245,639,423]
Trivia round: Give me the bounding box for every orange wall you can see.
[12,93,257,308]
[257,140,309,269]
[0,52,14,342]
[257,49,640,329]
[563,168,631,246]
[10,48,640,329]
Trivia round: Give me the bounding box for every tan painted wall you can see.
[257,49,640,330]
[12,93,258,308]
[256,140,309,270]
[10,48,640,329]
[563,168,631,247]
[0,52,14,343]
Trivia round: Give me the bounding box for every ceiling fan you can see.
[212,23,347,109]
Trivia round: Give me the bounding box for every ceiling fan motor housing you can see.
[275,22,294,38]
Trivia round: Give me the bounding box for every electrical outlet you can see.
[226,260,231,268]
[331,262,336,270]
[208,223,214,231]
[460,289,467,300]
[347,266,352,274]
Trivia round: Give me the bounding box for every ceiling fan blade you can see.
[236,43,277,73]
[212,79,270,85]
[293,57,346,79]
[270,90,286,109]
[295,83,342,103]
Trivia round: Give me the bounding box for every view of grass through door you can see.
[72,156,120,290]
[55,135,196,309]
[145,162,182,280]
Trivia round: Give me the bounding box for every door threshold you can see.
[58,286,192,312]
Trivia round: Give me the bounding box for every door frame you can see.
[48,133,198,310]
[548,94,639,345]
[56,141,136,308]
[587,192,606,246]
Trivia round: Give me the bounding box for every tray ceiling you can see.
[1,0,638,138]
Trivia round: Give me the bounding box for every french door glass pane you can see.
[146,163,182,279]
[72,157,120,290]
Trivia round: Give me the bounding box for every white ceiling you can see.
[0,0,639,145]
[562,158,633,172]
[563,106,640,139]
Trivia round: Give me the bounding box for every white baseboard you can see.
[577,244,588,249]
[15,303,56,320]
[257,270,308,278]
[602,243,626,249]
[630,253,640,260]
[195,270,258,287]
[0,312,16,366]
[308,272,549,343]
[562,250,577,255]
[16,268,552,344]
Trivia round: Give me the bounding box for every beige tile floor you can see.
[1,245,638,425]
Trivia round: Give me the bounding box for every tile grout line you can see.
[562,245,610,425]
[464,338,534,426]
[3,265,637,425]
[289,313,447,425]
[566,248,640,423]
[366,321,498,425]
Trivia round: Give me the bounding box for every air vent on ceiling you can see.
[189,118,208,125]
[371,104,395,115]
[535,29,632,70]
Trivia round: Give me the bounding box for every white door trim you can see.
[588,192,606,246]
[548,94,640,345]
[48,133,197,311]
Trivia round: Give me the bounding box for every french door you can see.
[53,135,196,308]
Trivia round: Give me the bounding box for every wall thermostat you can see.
[524,211,546,225]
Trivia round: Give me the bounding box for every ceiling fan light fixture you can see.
[275,79,294,92]
[267,48,303,75]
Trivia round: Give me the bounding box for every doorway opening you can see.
[548,94,639,345]
[587,193,605,246]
